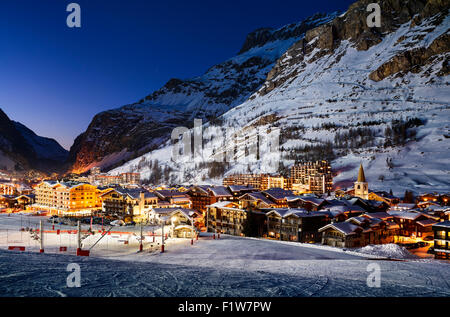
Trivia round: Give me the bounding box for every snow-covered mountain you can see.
[0,108,68,173]
[67,12,339,173]
[109,0,450,196]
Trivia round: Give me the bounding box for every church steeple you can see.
[354,164,368,199]
[357,164,366,183]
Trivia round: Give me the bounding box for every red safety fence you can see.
[8,246,25,251]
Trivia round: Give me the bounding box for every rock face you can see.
[68,12,339,174]
[260,0,450,96]
[0,109,68,173]
[110,0,450,194]
[369,33,450,81]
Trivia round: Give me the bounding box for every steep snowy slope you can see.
[110,0,450,195]
[68,13,339,173]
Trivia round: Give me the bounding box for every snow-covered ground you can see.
[353,244,419,260]
[0,214,449,297]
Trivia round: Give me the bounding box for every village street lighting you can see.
[161,218,165,253]
[39,220,44,253]
[190,215,195,245]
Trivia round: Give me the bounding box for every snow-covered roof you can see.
[324,204,365,214]
[188,185,211,195]
[363,212,393,220]
[433,221,450,229]
[298,196,326,205]
[266,208,329,219]
[416,219,437,227]
[395,203,416,209]
[228,185,255,193]
[155,190,186,198]
[240,192,275,206]
[371,191,398,200]
[263,188,294,200]
[319,222,362,235]
[151,208,198,218]
[346,216,370,225]
[207,201,237,208]
[389,211,426,220]
[208,186,232,197]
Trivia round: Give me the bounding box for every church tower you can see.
[354,164,368,199]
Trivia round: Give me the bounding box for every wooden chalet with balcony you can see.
[206,201,250,236]
[265,208,330,242]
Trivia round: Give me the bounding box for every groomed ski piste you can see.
[0,214,449,297]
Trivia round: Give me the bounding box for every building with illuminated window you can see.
[290,161,333,194]
[433,221,450,260]
[223,174,286,191]
[31,181,102,214]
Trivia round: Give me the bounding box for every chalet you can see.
[238,192,277,210]
[418,205,449,221]
[390,203,417,211]
[334,188,354,198]
[286,195,329,211]
[389,211,437,239]
[319,222,363,248]
[417,193,440,204]
[347,197,389,213]
[368,191,400,206]
[154,190,192,209]
[440,194,449,206]
[14,194,35,209]
[168,209,198,238]
[227,185,256,198]
[0,181,18,195]
[0,194,17,208]
[322,199,366,221]
[101,188,158,221]
[265,208,330,242]
[346,216,398,245]
[262,188,294,208]
[417,201,441,209]
[187,185,232,220]
[363,211,394,221]
[187,185,213,214]
[319,214,398,248]
[206,201,251,236]
[149,208,199,225]
[445,209,450,222]
[432,221,450,260]
[148,208,199,237]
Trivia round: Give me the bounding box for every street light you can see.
[161,218,165,253]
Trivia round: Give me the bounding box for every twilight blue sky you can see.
[0,0,354,150]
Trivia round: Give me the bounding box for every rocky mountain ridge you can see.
[67,12,339,173]
[0,108,68,174]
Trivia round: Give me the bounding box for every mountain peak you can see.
[0,108,68,174]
